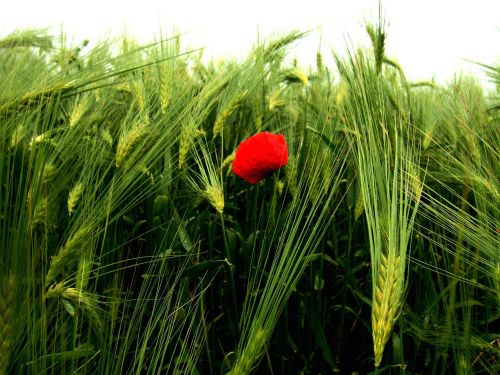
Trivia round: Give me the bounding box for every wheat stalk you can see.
[495,263,500,310]
[0,273,15,375]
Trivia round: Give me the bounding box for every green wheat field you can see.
[0,20,499,375]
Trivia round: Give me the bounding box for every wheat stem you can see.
[0,274,15,375]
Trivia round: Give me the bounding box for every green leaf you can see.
[181,259,227,278]
[308,307,339,372]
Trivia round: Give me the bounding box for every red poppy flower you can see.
[232,132,288,184]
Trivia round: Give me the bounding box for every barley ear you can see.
[285,154,297,198]
[282,68,309,85]
[132,80,147,115]
[229,325,268,375]
[268,91,287,111]
[205,184,225,214]
[46,283,103,334]
[42,162,56,184]
[69,97,88,127]
[33,196,49,227]
[178,123,200,169]
[354,186,365,220]
[372,253,402,367]
[101,128,113,147]
[159,65,170,113]
[68,182,84,216]
[45,227,90,287]
[115,123,148,168]
[10,124,26,149]
[221,153,235,175]
[316,51,323,73]
[213,91,247,137]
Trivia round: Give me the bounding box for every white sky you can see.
[1,0,499,87]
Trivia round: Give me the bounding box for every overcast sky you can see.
[1,0,498,87]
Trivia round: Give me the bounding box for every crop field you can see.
[0,23,499,374]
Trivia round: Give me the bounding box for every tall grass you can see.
[0,24,498,375]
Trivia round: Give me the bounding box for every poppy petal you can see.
[232,132,288,184]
